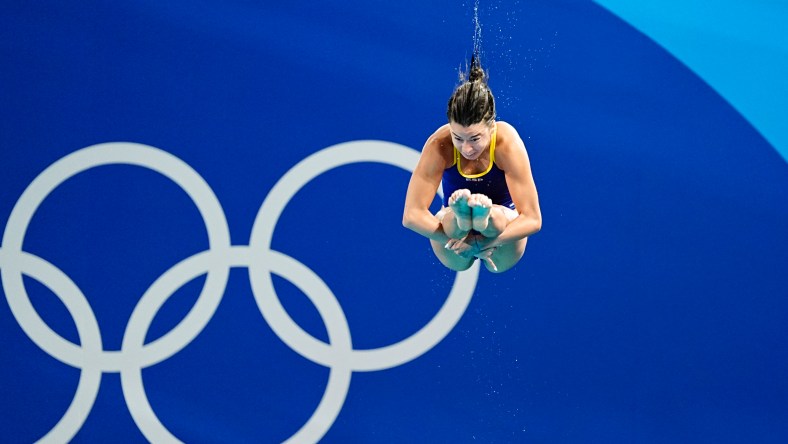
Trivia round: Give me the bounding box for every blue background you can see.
[2,0,787,442]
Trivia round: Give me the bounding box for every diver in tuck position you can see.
[403,55,541,273]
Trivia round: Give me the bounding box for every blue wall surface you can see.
[2,1,786,443]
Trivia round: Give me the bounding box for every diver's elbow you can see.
[532,215,542,234]
[524,212,541,236]
[402,211,414,230]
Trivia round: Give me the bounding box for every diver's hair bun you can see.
[468,65,486,83]
[459,53,488,84]
[468,53,487,83]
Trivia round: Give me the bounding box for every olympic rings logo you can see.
[0,141,480,443]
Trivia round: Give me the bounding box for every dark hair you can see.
[446,54,496,126]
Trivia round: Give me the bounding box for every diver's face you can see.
[449,121,494,160]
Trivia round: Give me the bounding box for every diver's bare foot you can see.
[448,189,473,232]
[469,193,493,232]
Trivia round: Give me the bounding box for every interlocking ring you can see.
[0,141,480,443]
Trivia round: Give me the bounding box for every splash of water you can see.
[473,0,483,60]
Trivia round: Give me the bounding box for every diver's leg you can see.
[484,237,527,273]
[469,202,524,272]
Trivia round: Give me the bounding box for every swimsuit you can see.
[441,126,515,210]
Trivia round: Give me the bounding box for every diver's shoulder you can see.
[496,121,524,143]
[431,123,452,139]
[425,124,453,149]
